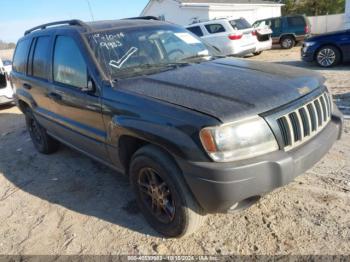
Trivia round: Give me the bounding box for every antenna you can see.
[86,0,95,21]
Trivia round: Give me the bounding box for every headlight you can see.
[199,116,279,162]
[304,41,316,47]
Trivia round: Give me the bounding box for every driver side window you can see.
[53,36,87,89]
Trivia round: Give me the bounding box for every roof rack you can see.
[124,16,160,21]
[24,19,88,35]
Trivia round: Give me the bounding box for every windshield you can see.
[87,25,212,80]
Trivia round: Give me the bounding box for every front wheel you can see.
[253,51,262,56]
[316,46,340,67]
[130,145,206,238]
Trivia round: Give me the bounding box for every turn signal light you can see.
[199,129,217,153]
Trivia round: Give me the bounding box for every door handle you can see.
[48,92,62,101]
[23,83,32,90]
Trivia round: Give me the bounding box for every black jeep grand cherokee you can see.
[11,18,343,237]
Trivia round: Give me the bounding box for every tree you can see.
[269,0,346,16]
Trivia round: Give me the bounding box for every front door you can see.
[48,34,109,161]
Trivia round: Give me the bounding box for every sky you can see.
[0,0,149,42]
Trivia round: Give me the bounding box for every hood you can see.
[307,29,349,41]
[117,58,324,122]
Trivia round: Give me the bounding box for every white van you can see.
[0,58,14,105]
[186,18,257,57]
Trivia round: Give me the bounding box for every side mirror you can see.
[81,79,95,93]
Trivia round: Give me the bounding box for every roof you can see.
[85,19,167,31]
[22,18,168,38]
[178,0,280,4]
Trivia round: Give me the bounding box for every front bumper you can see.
[301,45,317,62]
[176,111,343,213]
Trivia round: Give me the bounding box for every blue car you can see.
[302,29,350,67]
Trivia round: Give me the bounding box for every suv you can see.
[12,18,342,237]
[186,18,257,56]
[0,58,14,105]
[253,15,310,49]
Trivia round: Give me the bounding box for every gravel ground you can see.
[0,47,350,255]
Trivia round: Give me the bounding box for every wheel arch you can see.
[279,34,296,41]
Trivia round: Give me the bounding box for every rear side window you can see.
[230,18,252,30]
[187,26,204,37]
[205,24,226,34]
[13,39,31,74]
[287,16,306,27]
[53,36,87,89]
[32,36,50,79]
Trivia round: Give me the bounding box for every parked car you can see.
[12,18,343,237]
[302,29,350,67]
[0,58,14,105]
[2,59,12,74]
[186,18,256,56]
[253,15,311,49]
[252,25,273,55]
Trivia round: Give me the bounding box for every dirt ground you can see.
[0,47,350,255]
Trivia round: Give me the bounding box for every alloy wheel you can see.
[137,167,175,224]
[317,48,336,67]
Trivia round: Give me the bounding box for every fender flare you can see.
[108,115,205,161]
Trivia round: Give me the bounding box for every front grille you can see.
[276,92,332,151]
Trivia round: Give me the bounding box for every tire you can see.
[129,145,206,238]
[25,108,60,154]
[253,51,262,56]
[280,36,295,49]
[316,45,340,68]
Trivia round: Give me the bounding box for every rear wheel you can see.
[25,108,59,154]
[280,36,295,49]
[253,51,262,56]
[316,46,340,67]
[130,145,206,237]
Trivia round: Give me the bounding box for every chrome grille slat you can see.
[302,106,312,136]
[295,110,304,138]
[319,96,327,121]
[285,115,295,146]
[276,92,332,151]
[310,102,319,129]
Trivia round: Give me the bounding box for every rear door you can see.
[286,16,306,37]
[267,18,282,38]
[25,35,56,123]
[48,34,109,161]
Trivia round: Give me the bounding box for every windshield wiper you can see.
[112,62,191,81]
[180,54,212,62]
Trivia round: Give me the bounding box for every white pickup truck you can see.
[0,58,14,105]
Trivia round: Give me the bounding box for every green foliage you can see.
[274,0,346,16]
